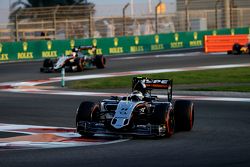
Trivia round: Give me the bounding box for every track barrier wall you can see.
[204,34,250,53]
[0,27,250,62]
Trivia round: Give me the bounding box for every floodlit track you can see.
[0,52,250,167]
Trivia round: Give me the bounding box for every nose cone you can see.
[111,118,129,129]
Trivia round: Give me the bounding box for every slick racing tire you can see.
[151,104,174,137]
[43,58,54,68]
[95,55,106,69]
[74,57,84,72]
[247,43,250,55]
[232,43,242,55]
[174,100,194,132]
[76,101,99,137]
[227,50,232,55]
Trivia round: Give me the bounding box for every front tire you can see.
[43,58,54,68]
[76,101,99,137]
[74,57,84,72]
[151,104,174,137]
[174,100,194,131]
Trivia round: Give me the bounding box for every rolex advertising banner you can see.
[0,27,249,62]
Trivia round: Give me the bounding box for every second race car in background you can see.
[227,42,250,55]
[40,45,106,73]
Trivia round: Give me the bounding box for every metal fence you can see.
[0,0,250,42]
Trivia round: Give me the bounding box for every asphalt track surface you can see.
[1,52,250,167]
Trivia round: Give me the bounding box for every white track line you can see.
[5,88,250,103]
[0,123,129,149]
[1,63,250,102]
[110,52,202,60]
[2,63,249,87]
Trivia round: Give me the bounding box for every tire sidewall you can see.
[151,103,174,137]
[174,100,194,132]
[95,55,105,69]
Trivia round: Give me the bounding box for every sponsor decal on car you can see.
[144,79,170,89]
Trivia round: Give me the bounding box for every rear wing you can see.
[78,45,96,50]
[132,77,173,102]
[78,45,97,55]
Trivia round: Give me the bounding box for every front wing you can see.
[77,121,167,137]
[40,66,78,73]
[40,67,55,73]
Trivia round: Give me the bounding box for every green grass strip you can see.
[68,67,250,91]
[189,85,250,92]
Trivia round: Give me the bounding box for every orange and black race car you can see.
[227,42,250,55]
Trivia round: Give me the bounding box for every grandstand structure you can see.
[176,0,250,31]
[0,0,249,42]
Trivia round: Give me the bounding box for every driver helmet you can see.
[130,91,144,101]
[72,47,79,57]
[72,47,79,52]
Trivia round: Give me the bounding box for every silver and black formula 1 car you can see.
[40,45,106,73]
[76,77,194,137]
[227,42,250,55]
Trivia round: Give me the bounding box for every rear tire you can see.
[151,104,174,137]
[76,101,99,137]
[95,55,106,69]
[174,100,194,131]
